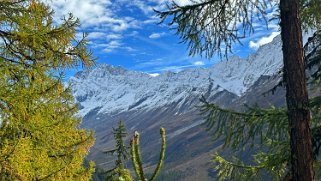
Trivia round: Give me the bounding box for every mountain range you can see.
[70,35,286,180]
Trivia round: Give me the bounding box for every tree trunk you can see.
[280,0,315,180]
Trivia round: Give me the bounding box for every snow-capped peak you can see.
[70,35,283,117]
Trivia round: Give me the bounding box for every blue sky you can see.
[45,0,279,78]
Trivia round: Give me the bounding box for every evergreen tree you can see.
[104,120,132,181]
[104,123,166,181]
[0,0,95,179]
[113,121,130,170]
[156,0,321,180]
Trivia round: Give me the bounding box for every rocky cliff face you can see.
[70,36,285,180]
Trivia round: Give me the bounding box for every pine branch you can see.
[155,0,271,58]
[134,132,146,181]
[212,145,289,181]
[130,138,141,180]
[150,127,166,181]
[213,152,263,180]
[200,96,288,149]
[130,128,166,181]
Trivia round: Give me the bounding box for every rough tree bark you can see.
[280,0,315,180]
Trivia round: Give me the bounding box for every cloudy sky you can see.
[45,0,279,77]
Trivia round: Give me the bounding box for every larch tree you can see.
[0,0,95,180]
[156,0,321,180]
[130,127,166,181]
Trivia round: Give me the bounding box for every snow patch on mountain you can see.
[70,35,283,117]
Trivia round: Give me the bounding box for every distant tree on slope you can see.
[0,0,95,179]
[157,0,321,180]
[104,120,132,181]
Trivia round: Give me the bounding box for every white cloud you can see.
[45,0,112,26]
[149,32,166,39]
[123,46,137,52]
[45,0,141,32]
[87,32,107,39]
[193,61,205,66]
[173,0,201,6]
[106,34,122,40]
[249,31,280,49]
[135,35,173,51]
[128,31,139,37]
[102,40,122,53]
[143,17,159,24]
[148,73,160,77]
[118,0,168,15]
[132,0,154,15]
[44,0,150,54]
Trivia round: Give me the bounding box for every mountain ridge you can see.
[70,35,283,118]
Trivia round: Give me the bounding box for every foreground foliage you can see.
[158,0,321,180]
[0,0,95,179]
[198,30,321,181]
[130,128,166,181]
